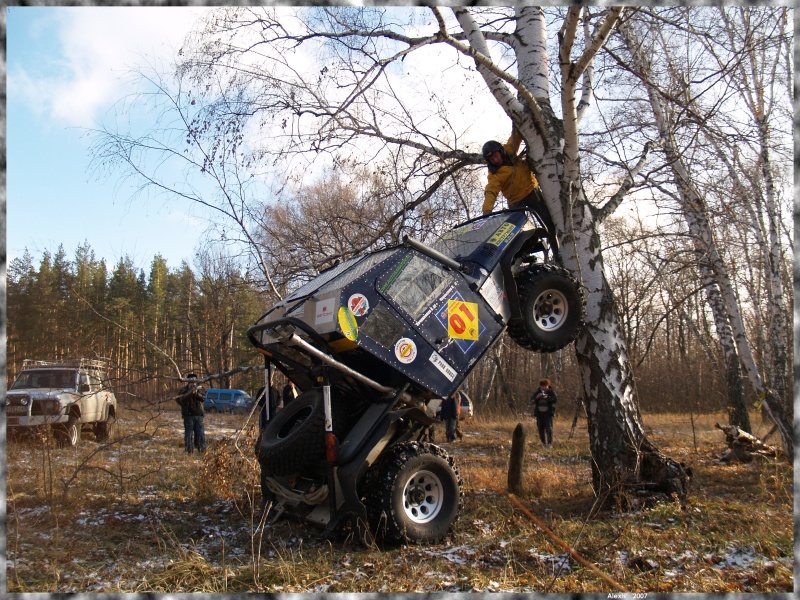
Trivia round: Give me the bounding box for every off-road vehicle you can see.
[247,208,583,544]
[6,358,118,447]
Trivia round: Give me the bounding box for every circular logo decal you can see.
[394,338,417,364]
[348,293,370,317]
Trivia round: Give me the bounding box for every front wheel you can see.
[507,265,584,352]
[57,416,81,448]
[363,442,462,545]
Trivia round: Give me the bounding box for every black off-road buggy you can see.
[247,208,584,545]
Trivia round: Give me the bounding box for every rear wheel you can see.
[362,442,462,545]
[94,413,115,442]
[507,264,584,352]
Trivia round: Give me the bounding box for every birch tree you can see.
[616,8,793,454]
[95,6,692,504]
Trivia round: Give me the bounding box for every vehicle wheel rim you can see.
[533,289,568,331]
[69,425,78,445]
[402,469,443,524]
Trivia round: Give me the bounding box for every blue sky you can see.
[7,6,213,272]
[6,6,526,276]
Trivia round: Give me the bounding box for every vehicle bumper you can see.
[7,415,68,428]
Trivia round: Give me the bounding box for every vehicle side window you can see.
[79,373,90,389]
[382,254,454,321]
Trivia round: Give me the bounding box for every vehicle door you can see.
[204,391,217,412]
[94,373,115,421]
[216,390,231,412]
[77,371,98,422]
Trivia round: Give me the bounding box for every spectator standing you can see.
[176,373,207,454]
[440,391,462,442]
[530,378,558,447]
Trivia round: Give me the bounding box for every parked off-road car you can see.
[6,359,117,447]
[247,208,583,545]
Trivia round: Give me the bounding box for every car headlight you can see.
[45,399,62,415]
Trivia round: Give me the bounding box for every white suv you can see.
[6,359,117,447]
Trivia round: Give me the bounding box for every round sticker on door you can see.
[348,293,370,317]
[394,338,417,364]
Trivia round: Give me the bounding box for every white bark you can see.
[620,21,792,453]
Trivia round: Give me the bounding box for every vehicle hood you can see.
[8,388,77,398]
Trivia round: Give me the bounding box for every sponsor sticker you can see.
[348,293,370,317]
[447,299,480,340]
[479,276,506,315]
[394,338,418,364]
[314,298,336,324]
[487,222,518,248]
[429,351,457,381]
[435,291,486,354]
[338,306,359,341]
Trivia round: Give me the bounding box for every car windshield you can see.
[11,369,77,390]
[431,211,536,264]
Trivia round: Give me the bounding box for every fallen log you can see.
[715,422,780,463]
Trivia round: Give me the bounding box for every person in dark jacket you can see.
[440,390,462,442]
[530,378,558,447]
[176,373,207,453]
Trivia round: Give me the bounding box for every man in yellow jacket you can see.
[482,127,557,250]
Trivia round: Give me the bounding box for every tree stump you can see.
[508,423,526,494]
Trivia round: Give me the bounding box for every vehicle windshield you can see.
[11,369,77,390]
[431,210,536,264]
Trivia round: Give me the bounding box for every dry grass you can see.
[5,405,794,592]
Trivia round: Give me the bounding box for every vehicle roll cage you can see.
[247,317,416,406]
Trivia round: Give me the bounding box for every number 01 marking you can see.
[448,300,479,340]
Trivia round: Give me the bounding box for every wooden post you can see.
[507,422,526,494]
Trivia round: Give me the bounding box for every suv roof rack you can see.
[22,358,110,372]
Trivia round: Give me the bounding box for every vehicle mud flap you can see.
[323,399,414,544]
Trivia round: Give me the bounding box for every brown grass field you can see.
[5,404,794,593]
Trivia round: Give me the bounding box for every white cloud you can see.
[14,7,212,128]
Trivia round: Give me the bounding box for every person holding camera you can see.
[530,378,558,447]
[175,372,207,454]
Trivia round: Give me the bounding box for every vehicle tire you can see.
[95,414,115,442]
[362,441,462,545]
[57,416,81,448]
[507,264,584,352]
[256,388,355,476]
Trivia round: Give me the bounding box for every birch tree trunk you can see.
[718,7,791,410]
[619,20,793,456]
[455,6,690,504]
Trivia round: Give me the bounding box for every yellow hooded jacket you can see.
[482,128,540,214]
